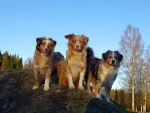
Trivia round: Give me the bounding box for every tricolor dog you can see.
[32,37,64,91]
[86,47,123,103]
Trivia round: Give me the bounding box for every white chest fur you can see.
[67,53,85,80]
[99,65,119,87]
[68,54,84,66]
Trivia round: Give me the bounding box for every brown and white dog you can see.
[85,47,123,103]
[32,37,64,91]
[65,34,89,90]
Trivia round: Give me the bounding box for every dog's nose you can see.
[76,45,79,48]
[112,60,115,64]
[45,48,49,51]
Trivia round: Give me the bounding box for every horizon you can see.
[0,0,150,89]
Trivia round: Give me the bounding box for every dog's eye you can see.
[114,56,118,60]
[108,56,112,59]
[72,39,76,42]
[79,40,83,43]
[50,44,54,47]
[42,42,45,45]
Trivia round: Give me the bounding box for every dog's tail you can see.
[86,47,94,60]
[84,47,95,87]
[86,47,95,69]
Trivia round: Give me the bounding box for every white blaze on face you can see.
[44,39,51,52]
[112,52,115,60]
[111,52,116,65]
[46,39,49,48]
[74,36,81,50]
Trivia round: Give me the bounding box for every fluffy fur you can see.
[65,33,89,90]
[57,58,68,86]
[85,47,123,103]
[33,37,64,91]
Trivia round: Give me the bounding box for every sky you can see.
[0,0,150,89]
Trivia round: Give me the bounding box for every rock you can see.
[85,98,128,113]
[0,69,129,113]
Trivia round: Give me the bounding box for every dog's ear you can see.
[82,35,89,45]
[36,37,43,45]
[65,34,74,40]
[36,37,44,48]
[48,38,57,47]
[115,51,123,62]
[52,39,57,47]
[102,50,111,61]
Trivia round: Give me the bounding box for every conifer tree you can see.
[18,58,23,69]
[9,55,13,69]
[1,51,9,70]
[16,55,19,69]
[12,55,16,69]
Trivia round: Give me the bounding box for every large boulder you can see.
[0,69,129,113]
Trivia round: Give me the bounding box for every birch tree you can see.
[119,25,144,111]
[142,45,150,112]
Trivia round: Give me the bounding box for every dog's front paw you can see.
[78,86,84,90]
[98,94,103,100]
[69,84,75,89]
[106,98,113,104]
[32,85,39,90]
[95,93,99,98]
[87,90,92,93]
[44,85,49,91]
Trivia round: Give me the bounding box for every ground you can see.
[0,69,129,113]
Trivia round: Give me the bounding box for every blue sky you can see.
[0,0,150,89]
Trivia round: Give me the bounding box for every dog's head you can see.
[65,33,89,52]
[102,50,123,67]
[36,37,56,55]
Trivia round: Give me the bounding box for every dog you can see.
[85,47,123,103]
[32,37,64,91]
[65,33,89,90]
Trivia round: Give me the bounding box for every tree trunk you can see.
[141,105,143,112]
[143,83,147,112]
[132,71,135,111]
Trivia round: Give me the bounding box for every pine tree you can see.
[16,55,19,69]
[18,58,23,69]
[9,55,13,69]
[12,55,17,69]
[1,51,9,70]
[20,58,23,68]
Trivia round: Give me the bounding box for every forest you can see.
[0,51,23,70]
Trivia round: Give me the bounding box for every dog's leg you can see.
[67,73,75,89]
[95,83,99,98]
[95,80,102,98]
[87,74,92,93]
[104,87,113,104]
[78,71,85,90]
[92,81,96,93]
[33,70,39,90]
[98,87,103,100]
[44,70,51,91]
[92,81,98,97]
[59,77,62,86]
